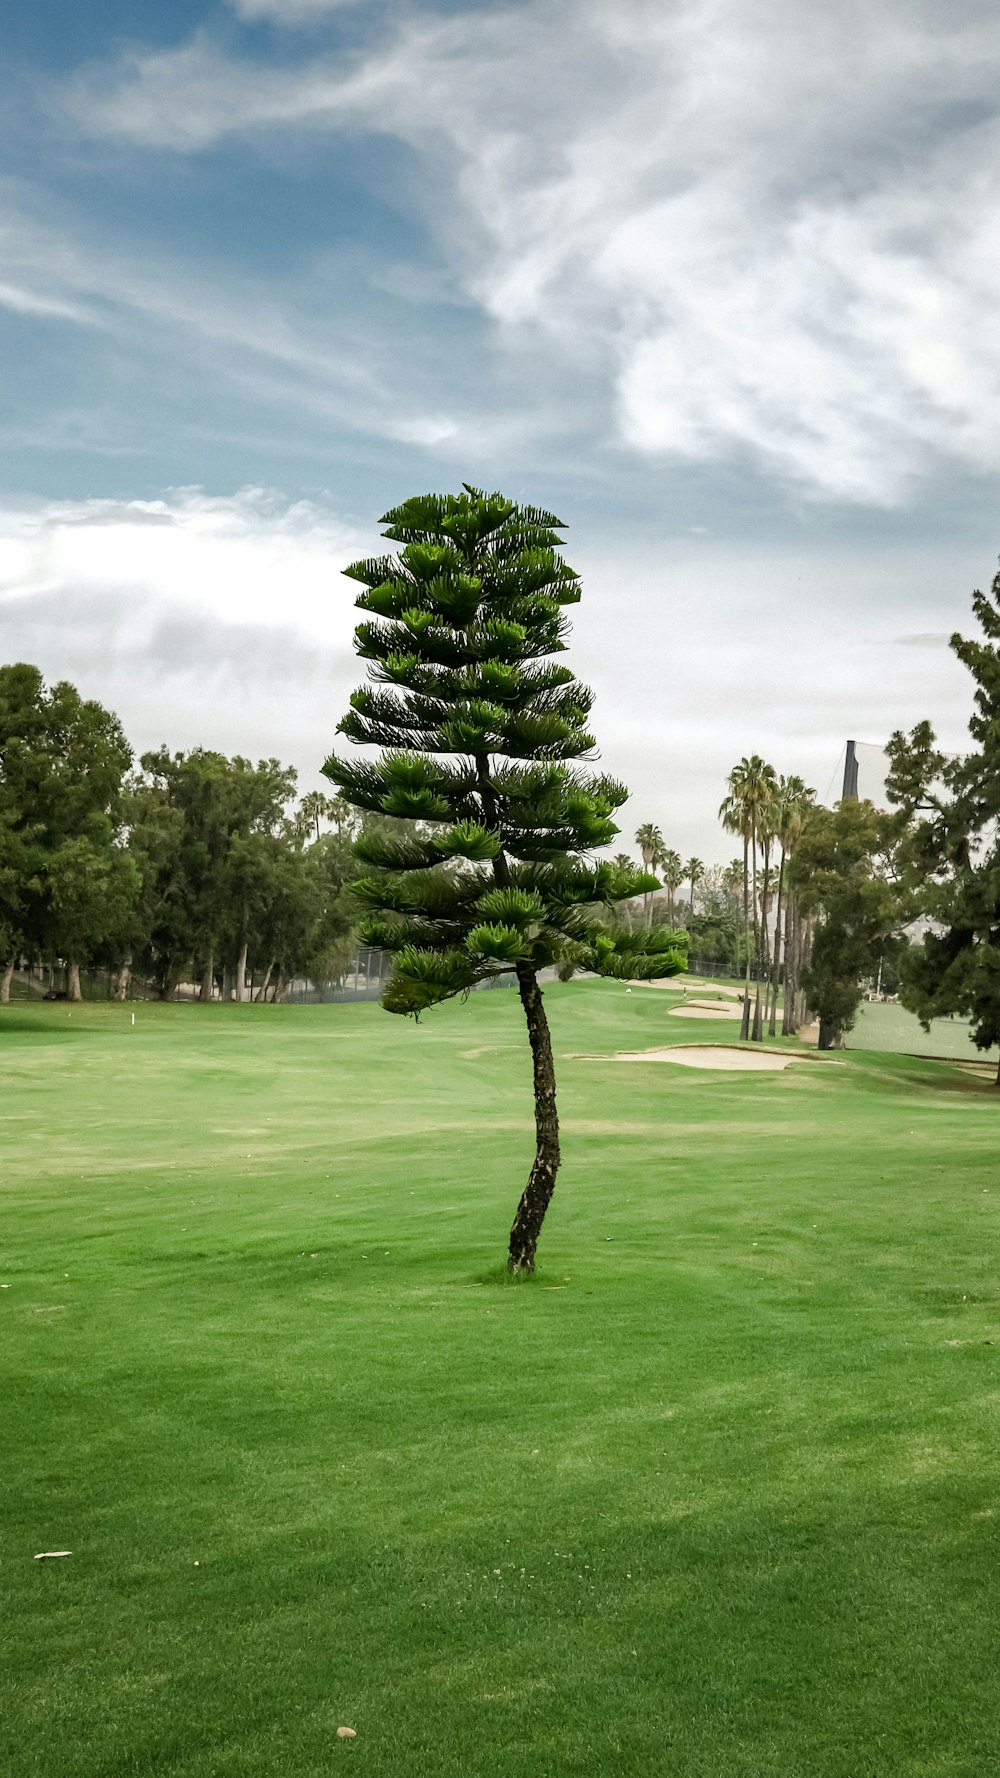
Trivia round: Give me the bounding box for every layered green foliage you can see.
[0,663,136,969]
[790,798,902,1040]
[325,488,687,1013]
[887,566,1000,1056]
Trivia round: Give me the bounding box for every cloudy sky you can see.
[2,0,997,860]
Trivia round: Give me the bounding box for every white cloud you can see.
[0,487,377,779]
[0,485,366,642]
[0,484,986,857]
[229,0,360,21]
[61,0,1000,503]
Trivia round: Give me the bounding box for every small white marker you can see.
[35,1551,72,1560]
[131,1013,135,1026]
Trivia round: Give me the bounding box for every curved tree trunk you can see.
[67,960,83,1003]
[254,959,274,1003]
[1,958,13,1004]
[269,972,287,1003]
[508,963,560,1273]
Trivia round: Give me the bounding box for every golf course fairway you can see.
[3,979,998,1777]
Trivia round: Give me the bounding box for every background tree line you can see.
[0,663,357,1003]
[630,767,906,1050]
[702,557,1000,1062]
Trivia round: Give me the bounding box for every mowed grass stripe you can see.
[2,981,999,1777]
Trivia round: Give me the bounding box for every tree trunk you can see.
[508,963,561,1273]
[796,916,814,1028]
[67,960,83,1003]
[818,1020,843,1050]
[199,954,214,1002]
[270,973,287,1003]
[768,851,785,1036]
[254,959,274,1003]
[1,958,13,1004]
[750,831,763,1041]
[236,941,248,1003]
[740,834,752,1040]
[113,964,131,1003]
[781,890,795,1033]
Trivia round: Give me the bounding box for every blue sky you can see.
[2,0,999,858]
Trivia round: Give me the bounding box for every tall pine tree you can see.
[886,564,1000,1082]
[324,487,687,1270]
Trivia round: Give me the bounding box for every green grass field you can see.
[3,982,999,1777]
[849,997,1000,1064]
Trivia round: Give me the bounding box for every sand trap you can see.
[610,1045,810,1071]
[629,977,744,998]
[668,1004,737,1021]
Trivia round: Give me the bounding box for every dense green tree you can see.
[130,749,296,998]
[886,568,1000,1079]
[0,664,133,1001]
[789,799,901,1049]
[325,486,687,1271]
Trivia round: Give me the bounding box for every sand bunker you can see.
[668,1004,737,1021]
[629,977,746,1000]
[610,1045,809,1071]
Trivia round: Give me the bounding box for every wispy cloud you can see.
[60,0,1000,503]
[0,279,94,323]
[228,0,362,22]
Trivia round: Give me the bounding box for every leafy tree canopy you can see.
[324,487,687,1019]
[887,565,1000,1065]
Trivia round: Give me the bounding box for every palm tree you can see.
[754,788,780,1040]
[683,856,704,926]
[770,776,814,1034]
[635,822,664,925]
[720,756,778,1040]
[658,847,684,921]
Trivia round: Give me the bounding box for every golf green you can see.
[3,981,998,1776]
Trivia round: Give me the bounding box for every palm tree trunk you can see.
[508,963,561,1273]
[768,851,785,1036]
[797,917,813,1028]
[750,832,763,1041]
[740,833,752,1040]
[781,890,795,1034]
